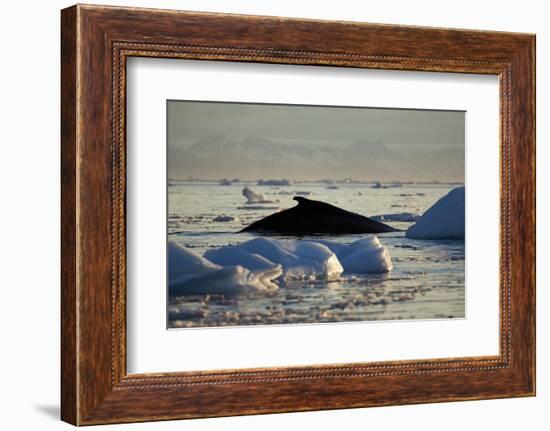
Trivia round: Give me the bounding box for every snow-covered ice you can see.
[204,245,278,271]
[206,237,343,281]
[204,236,392,280]
[406,186,465,239]
[315,236,393,273]
[168,242,282,295]
[242,187,276,204]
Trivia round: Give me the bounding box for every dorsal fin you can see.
[293,196,312,205]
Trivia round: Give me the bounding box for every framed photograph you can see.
[61,4,535,425]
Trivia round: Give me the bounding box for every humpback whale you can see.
[239,196,398,235]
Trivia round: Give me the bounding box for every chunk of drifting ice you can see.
[169,236,393,295]
[168,242,282,295]
[339,239,393,273]
[290,241,343,280]
[204,246,278,271]
[207,237,343,280]
[242,187,275,204]
[168,242,220,281]
[406,186,465,239]
[206,236,392,279]
[316,236,393,273]
[241,238,344,280]
[170,265,282,296]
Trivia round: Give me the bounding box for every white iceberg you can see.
[315,236,393,273]
[406,186,465,239]
[169,236,393,297]
[168,242,282,295]
[242,187,276,204]
[207,237,343,280]
[169,242,219,280]
[204,246,278,271]
[205,236,392,278]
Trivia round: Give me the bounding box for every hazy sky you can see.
[167,100,465,182]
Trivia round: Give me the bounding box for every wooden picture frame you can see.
[61,4,535,425]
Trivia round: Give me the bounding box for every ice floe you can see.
[242,187,277,204]
[315,236,394,273]
[206,236,392,279]
[207,237,343,281]
[168,242,282,295]
[204,246,278,271]
[169,236,393,297]
[406,186,465,239]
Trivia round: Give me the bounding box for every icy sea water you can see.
[168,182,465,328]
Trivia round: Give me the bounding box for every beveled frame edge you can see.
[61,4,535,426]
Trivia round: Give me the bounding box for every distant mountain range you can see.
[168,135,464,182]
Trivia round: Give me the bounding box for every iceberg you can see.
[406,186,465,239]
[242,187,276,204]
[168,242,282,295]
[205,236,393,278]
[204,246,278,271]
[207,237,343,280]
[168,241,219,280]
[169,236,393,297]
[315,236,393,273]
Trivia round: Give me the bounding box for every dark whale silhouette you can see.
[239,196,398,235]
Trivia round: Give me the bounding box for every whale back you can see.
[240,196,397,235]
